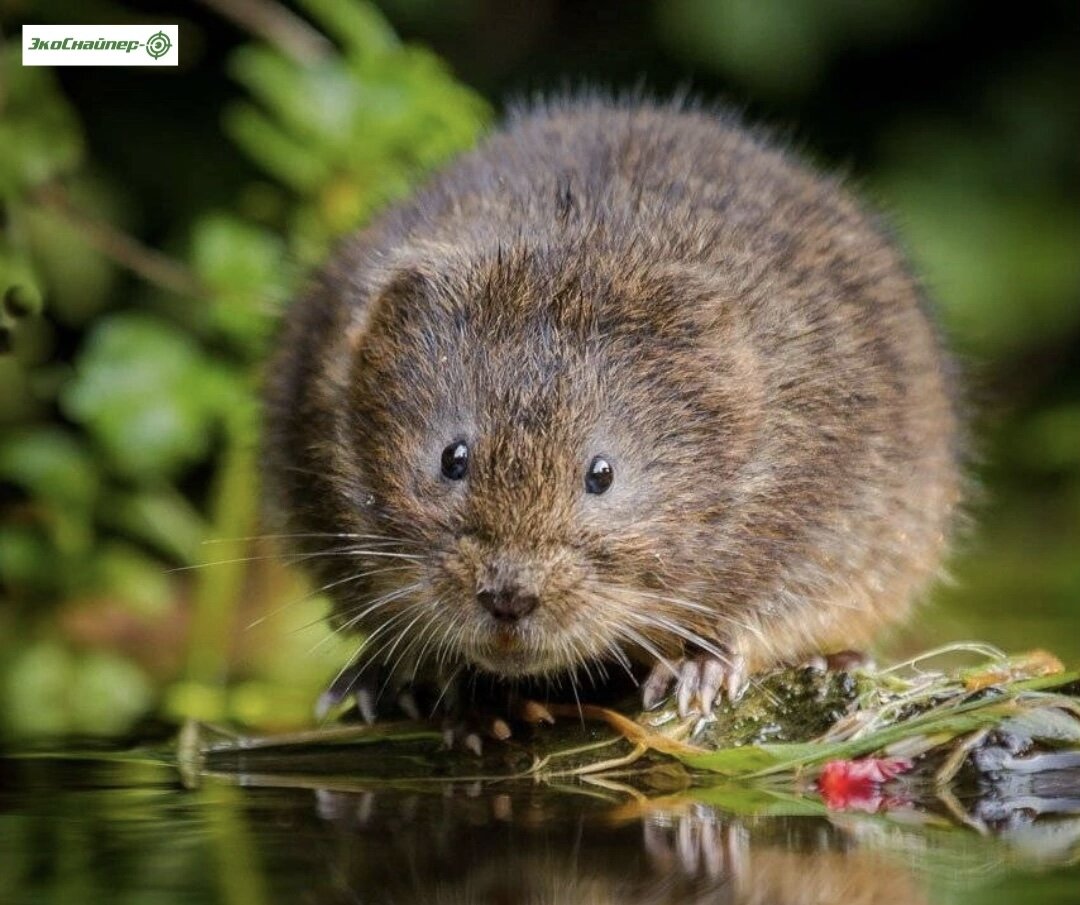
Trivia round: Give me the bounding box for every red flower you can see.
[817,756,913,812]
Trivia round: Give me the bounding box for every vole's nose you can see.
[476,586,539,622]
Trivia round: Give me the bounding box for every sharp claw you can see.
[519,699,555,724]
[442,712,508,753]
[397,688,421,720]
[642,661,677,710]
[316,669,360,720]
[464,733,483,756]
[677,660,702,718]
[698,658,726,713]
[725,655,749,702]
[315,690,339,721]
[355,687,378,724]
[647,654,748,715]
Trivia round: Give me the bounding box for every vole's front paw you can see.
[315,662,449,724]
[439,691,556,755]
[316,663,555,755]
[641,651,748,717]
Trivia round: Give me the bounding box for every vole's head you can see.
[289,244,762,680]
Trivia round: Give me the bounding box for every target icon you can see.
[145,31,172,60]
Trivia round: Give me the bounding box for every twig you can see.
[32,185,206,298]
[196,0,332,64]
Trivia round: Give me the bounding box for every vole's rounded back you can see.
[265,98,962,708]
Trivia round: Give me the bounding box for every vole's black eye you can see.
[441,441,469,481]
[585,456,614,495]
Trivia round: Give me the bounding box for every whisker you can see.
[323,639,370,706]
[621,611,731,665]
[331,583,425,636]
[315,548,425,562]
[340,606,425,683]
[167,544,419,574]
[597,593,780,705]
[429,662,461,715]
[386,598,439,682]
[601,635,636,683]
[382,605,433,673]
[568,667,584,727]
[306,583,424,655]
[407,608,449,682]
[625,588,718,618]
[611,624,678,680]
[248,565,414,632]
[201,532,408,545]
[349,600,425,678]
[435,609,466,673]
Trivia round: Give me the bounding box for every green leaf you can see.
[0,428,99,510]
[2,640,73,737]
[229,47,364,152]
[60,314,240,481]
[100,488,207,564]
[23,195,118,327]
[0,57,83,194]
[3,641,155,739]
[224,103,333,192]
[190,213,290,353]
[71,650,154,736]
[297,0,399,56]
[91,542,174,616]
[224,2,490,256]
[680,742,824,776]
[0,525,56,590]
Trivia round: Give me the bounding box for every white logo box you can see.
[23,24,179,67]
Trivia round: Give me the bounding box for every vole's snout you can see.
[476,585,539,622]
[451,541,597,674]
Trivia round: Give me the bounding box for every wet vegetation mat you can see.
[176,644,1080,835]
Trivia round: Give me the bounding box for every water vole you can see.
[264,98,963,720]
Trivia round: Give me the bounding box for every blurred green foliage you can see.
[0,0,1077,741]
[0,0,489,739]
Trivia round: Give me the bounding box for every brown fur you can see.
[263,97,963,688]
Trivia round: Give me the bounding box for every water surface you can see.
[3,741,1079,904]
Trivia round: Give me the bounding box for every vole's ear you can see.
[346,264,434,352]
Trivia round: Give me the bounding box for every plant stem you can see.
[32,185,206,297]
[184,419,258,688]
[196,0,331,63]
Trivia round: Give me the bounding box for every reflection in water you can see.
[2,753,1079,904]
[305,786,928,904]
